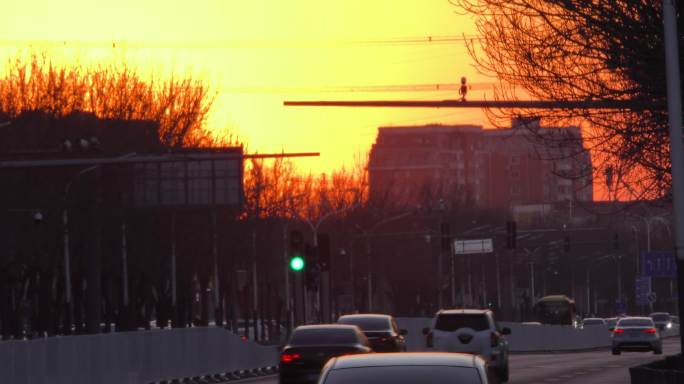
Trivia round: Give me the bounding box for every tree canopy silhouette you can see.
[0,54,218,147]
[455,0,680,200]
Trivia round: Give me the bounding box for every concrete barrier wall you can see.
[0,327,278,384]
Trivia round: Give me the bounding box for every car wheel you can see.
[612,348,621,355]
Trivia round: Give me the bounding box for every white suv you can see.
[423,309,511,382]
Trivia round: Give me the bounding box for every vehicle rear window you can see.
[338,317,390,331]
[435,314,489,332]
[651,314,670,322]
[619,319,654,327]
[290,328,358,345]
[322,365,481,384]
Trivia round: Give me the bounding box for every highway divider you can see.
[0,327,278,384]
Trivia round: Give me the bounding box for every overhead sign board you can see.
[453,238,493,255]
[641,251,676,277]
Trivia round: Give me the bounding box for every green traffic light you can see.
[290,256,305,271]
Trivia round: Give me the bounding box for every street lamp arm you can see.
[367,211,413,234]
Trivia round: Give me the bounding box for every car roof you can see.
[583,318,604,321]
[295,324,360,331]
[649,312,670,316]
[331,353,479,369]
[338,314,392,320]
[536,294,573,302]
[437,309,491,315]
[618,317,653,322]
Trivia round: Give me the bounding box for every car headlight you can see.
[666,322,672,329]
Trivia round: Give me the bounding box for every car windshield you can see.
[651,314,670,322]
[290,329,358,345]
[618,319,653,327]
[338,317,390,331]
[322,365,482,384]
[435,314,489,332]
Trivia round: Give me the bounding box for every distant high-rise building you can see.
[368,118,593,210]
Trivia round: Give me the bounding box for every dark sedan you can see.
[337,314,408,352]
[279,324,372,384]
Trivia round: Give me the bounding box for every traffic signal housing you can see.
[304,243,320,291]
[317,233,331,271]
[289,230,305,272]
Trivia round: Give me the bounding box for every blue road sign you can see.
[635,276,652,306]
[642,251,676,277]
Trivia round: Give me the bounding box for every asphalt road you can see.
[228,337,681,384]
[507,337,681,384]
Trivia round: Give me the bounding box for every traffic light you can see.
[289,230,305,272]
[290,256,305,271]
[612,233,619,250]
[305,244,320,291]
[506,221,517,249]
[564,236,570,252]
[317,233,331,271]
[440,223,451,252]
[61,137,101,153]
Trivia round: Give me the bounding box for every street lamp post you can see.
[62,164,99,333]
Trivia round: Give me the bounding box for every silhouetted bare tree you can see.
[455,0,679,199]
[0,53,219,147]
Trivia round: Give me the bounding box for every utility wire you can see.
[221,82,496,94]
[0,35,483,49]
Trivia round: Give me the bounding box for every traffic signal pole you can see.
[663,0,684,355]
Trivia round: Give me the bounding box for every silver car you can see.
[611,317,662,355]
[649,312,673,331]
[582,318,606,328]
[318,353,491,384]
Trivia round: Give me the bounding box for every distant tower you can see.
[458,76,468,101]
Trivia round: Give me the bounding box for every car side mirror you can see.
[399,329,408,336]
[502,327,511,335]
[422,327,430,335]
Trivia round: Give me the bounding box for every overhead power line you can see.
[0,35,482,49]
[223,82,496,94]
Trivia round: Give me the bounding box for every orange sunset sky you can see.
[0,0,498,170]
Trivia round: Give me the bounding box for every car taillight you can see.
[613,329,625,334]
[491,332,500,347]
[280,353,301,363]
[643,328,657,334]
[426,332,433,348]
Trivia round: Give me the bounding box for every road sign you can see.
[453,238,493,254]
[641,251,676,277]
[647,291,657,304]
[635,276,652,306]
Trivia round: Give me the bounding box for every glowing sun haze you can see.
[0,0,495,174]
